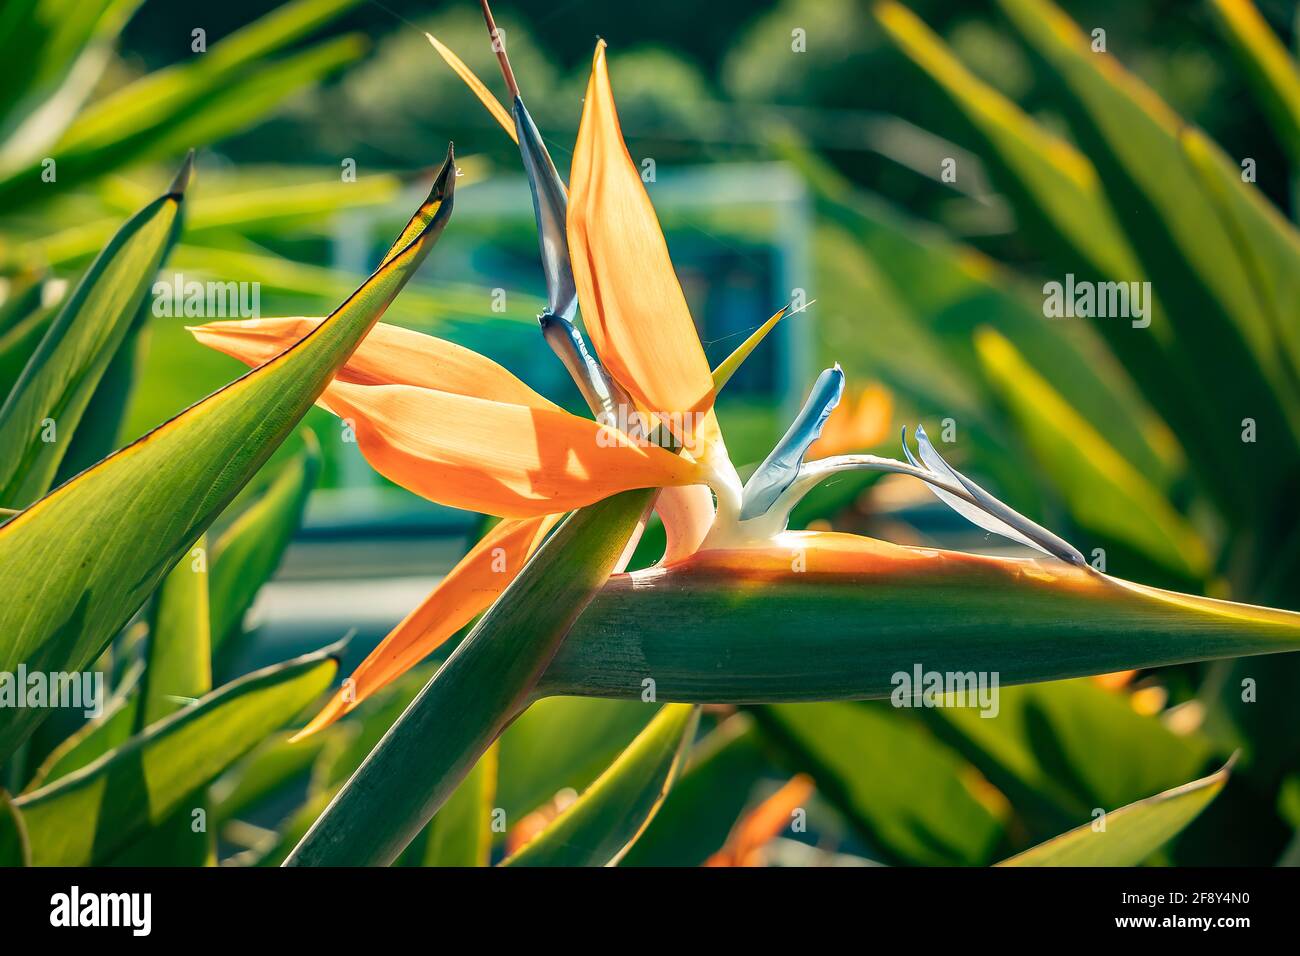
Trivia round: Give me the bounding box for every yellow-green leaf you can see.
[0,156,187,508]
[997,760,1231,866]
[0,150,455,764]
[501,704,699,867]
[14,642,339,866]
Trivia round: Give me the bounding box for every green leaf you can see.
[12,170,401,271]
[50,308,148,484]
[622,713,772,867]
[1179,126,1300,390]
[0,0,363,207]
[0,307,56,403]
[541,551,1300,703]
[996,0,1300,519]
[209,730,331,828]
[0,790,30,866]
[415,743,498,867]
[130,531,214,865]
[0,0,137,140]
[754,702,1005,865]
[0,150,455,764]
[776,134,1180,513]
[997,760,1232,866]
[23,659,143,790]
[496,697,659,823]
[128,36,365,175]
[140,534,211,728]
[284,488,656,867]
[0,157,187,508]
[210,436,319,651]
[502,703,699,867]
[13,642,339,866]
[923,678,1213,844]
[1207,0,1300,168]
[872,0,1138,283]
[873,0,1269,515]
[974,327,1208,581]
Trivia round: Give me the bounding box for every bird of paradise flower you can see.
[190,1,1300,752]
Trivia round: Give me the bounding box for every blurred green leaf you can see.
[1207,0,1300,167]
[754,702,1005,865]
[623,712,772,867]
[126,530,215,865]
[0,0,138,141]
[997,0,1300,521]
[974,327,1208,581]
[0,307,55,402]
[819,104,1175,490]
[925,678,1213,844]
[13,642,338,866]
[1179,125,1300,393]
[998,760,1231,866]
[0,162,185,508]
[0,0,363,207]
[780,135,1179,510]
[210,435,319,651]
[0,789,30,866]
[875,0,1265,516]
[140,535,212,728]
[496,697,659,823]
[502,703,699,867]
[23,659,143,791]
[209,730,330,828]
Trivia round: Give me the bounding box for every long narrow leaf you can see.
[13,642,339,866]
[209,436,319,651]
[501,703,698,867]
[0,150,455,763]
[997,761,1231,866]
[0,156,188,508]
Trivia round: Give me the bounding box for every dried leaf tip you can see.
[478,0,519,99]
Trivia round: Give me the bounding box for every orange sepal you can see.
[324,380,706,518]
[567,43,716,452]
[292,514,561,740]
[189,317,555,409]
[705,774,816,867]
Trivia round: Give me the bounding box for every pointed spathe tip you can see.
[437,141,456,180]
[167,148,196,198]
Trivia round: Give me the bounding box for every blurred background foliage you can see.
[2,0,1299,866]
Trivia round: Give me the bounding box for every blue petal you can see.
[907,425,1085,565]
[740,365,845,519]
[514,97,578,322]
